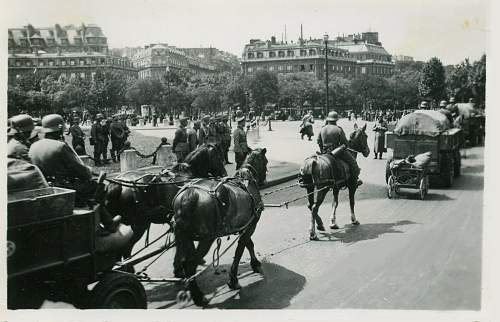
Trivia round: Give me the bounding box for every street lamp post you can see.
[324,33,329,116]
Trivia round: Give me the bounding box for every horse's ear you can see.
[262,148,267,155]
[362,123,367,132]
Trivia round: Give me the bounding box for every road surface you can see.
[131,120,483,310]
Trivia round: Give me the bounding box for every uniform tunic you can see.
[187,128,199,152]
[373,121,388,154]
[173,127,189,162]
[233,126,249,169]
[7,138,30,161]
[68,124,86,155]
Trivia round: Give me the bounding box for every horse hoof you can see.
[309,234,319,241]
[193,295,209,307]
[352,220,360,226]
[317,225,325,231]
[330,224,340,230]
[227,280,242,290]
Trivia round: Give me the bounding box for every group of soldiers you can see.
[86,114,130,166]
[7,112,122,232]
[171,110,252,170]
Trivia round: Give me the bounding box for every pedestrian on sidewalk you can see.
[233,112,251,170]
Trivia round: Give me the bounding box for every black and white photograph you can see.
[1,0,498,321]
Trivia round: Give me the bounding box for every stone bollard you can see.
[163,119,169,127]
[120,149,138,172]
[156,145,177,167]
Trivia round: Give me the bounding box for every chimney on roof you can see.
[271,36,276,44]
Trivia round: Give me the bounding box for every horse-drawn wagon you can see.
[385,110,462,188]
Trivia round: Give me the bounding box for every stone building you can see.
[8,23,136,84]
[131,43,216,79]
[241,31,395,79]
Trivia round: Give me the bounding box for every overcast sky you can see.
[4,0,489,65]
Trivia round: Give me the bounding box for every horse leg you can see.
[330,188,340,229]
[120,223,147,273]
[349,186,360,225]
[194,238,215,266]
[177,232,208,307]
[243,223,262,273]
[310,188,327,240]
[228,234,248,290]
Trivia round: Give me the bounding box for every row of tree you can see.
[7,54,486,118]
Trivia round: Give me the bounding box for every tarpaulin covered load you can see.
[456,103,476,119]
[394,110,451,137]
[7,158,49,192]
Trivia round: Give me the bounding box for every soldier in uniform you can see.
[91,114,105,166]
[300,109,315,140]
[7,114,39,161]
[110,115,126,162]
[67,116,86,155]
[419,101,430,110]
[207,117,219,145]
[233,112,251,170]
[198,115,210,146]
[438,100,454,124]
[172,116,190,162]
[317,111,362,186]
[29,114,120,231]
[220,115,233,164]
[187,120,200,153]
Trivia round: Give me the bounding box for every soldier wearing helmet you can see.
[90,113,110,166]
[233,111,251,170]
[317,111,362,186]
[438,100,453,124]
[220,114,232,164]
[7,114,40,161]
[300,109,315,140]
[28,114,120,231]
[172,115,190,162]
[198,115,210,146]
[67,116,86,155]
[187,120,200,153]
[419,101,430,110]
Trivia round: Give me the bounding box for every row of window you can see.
[9,37,107,47]
[246,63,355,73]
[9,57,132,68]
[247,48,349,60]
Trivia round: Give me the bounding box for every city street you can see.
[128,119,484,310]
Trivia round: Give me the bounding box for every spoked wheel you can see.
[387,175,396,199]
[89,272,147,309]
[419,176,428,200]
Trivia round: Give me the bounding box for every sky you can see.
[3,0,490,65]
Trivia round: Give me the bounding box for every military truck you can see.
[385,110,462,188]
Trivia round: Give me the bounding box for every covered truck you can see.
[385,110,462,187]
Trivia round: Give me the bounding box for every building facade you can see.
[8,23,136,84]
[241,31,395,79]
[131,43,216,80]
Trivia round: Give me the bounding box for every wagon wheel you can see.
[419,177,427,200]
[387,175,396,199]
[89,272,147,309]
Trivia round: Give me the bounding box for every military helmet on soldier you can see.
[326,111,339,122]
[420,101,429,109]
[449,97,456,103]
[41,114,65,133]
[8,114,35,135]
[439,100,448,107]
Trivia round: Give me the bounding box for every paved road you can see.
[130,120,483,310]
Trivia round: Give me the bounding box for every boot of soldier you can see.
[110,149,116,163]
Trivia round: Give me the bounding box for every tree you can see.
[419,57,446,103]
[351,75,391,110]
[247,70,279,108]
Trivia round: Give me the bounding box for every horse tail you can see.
[174,189,199,232]
[300,157,319,187]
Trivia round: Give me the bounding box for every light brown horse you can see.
[300,125,370,240]
[172,148,268,307]
[103,144,227,264]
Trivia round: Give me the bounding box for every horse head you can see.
[349,123,370,158]
[238,148,268,186]
[183,144,227,178]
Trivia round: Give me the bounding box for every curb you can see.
[260,172,299,190]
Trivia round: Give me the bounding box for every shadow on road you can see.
[461,164,484,175]
[392,191,455,201]
[318,220,417,244]
[203,262,306,309]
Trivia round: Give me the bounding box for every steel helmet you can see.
[96,113,104,120]
[449,97,456,103]
[326,111,339,122]
[439,100,448,107]
[41,114,65,133]
[420,101,429,108]
[8,114,35,134]
[469,98,475,103]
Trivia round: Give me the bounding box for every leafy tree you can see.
[247,70,279,108]
[419,57,446,103]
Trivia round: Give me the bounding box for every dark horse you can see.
[103,144,227,262]
[172,148,268,307]
[299,125,370,241]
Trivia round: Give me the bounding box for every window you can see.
[300,64,305,71]
[80,72,85,78]
[247,53,255,59]
[39,61,44,66]
[70,60,75,66]
[16,61,21,67]
[16,74,21,79]
[287,50,294,57]
[309,49,316,55]
[91,72,96,79]
[300,50,307,56]
[257,52,263,58]
[269,66,275,71]
[361,67,366,74]
[247,67,253,73]
[26,61,31,66]
[278,65,284,71]
[70,73,76,79]
[49,60,54,66]
[309,64,314,71]
[269,51,276,58]
[278,51,285,58]
[286,65,292,71]
[61,60,67,66]
[80,60,85,65]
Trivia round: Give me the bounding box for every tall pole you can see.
[324,33,329,116]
